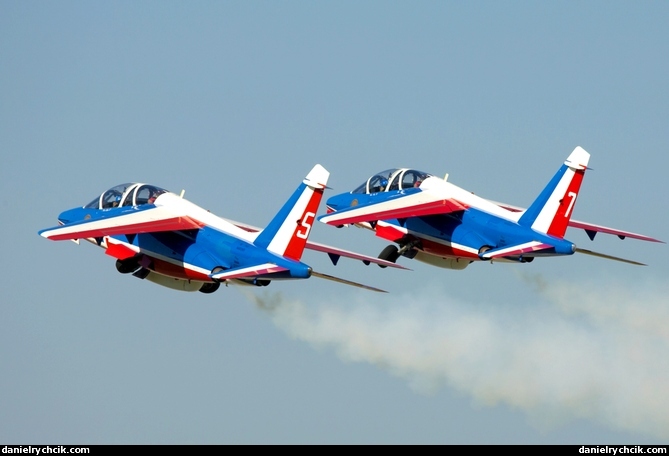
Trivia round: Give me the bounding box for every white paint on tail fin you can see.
[256,164,330,261]
[521,147,591,238]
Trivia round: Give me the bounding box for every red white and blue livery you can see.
[39,165,405,293]
[319,147,663,269]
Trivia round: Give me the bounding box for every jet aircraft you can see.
[39,165,406,293]
[319,147,663,269]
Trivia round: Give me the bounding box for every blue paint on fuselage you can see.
[326,188,421,213]
[57,204,156,227]
[389,207,575,256]
[57,205,312,280]
[325,190,575,258]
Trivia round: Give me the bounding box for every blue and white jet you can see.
[39,165,405,293]
[319,147,663,269]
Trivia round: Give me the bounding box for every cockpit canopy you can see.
[84,183,169,209]
[352,168,433,194]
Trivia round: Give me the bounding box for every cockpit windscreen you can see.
[84,183,168,209]
[352,169,432,194]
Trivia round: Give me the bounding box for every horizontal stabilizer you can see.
[487,200,663,244]
[310,270,387,293]
[210,263,288,281]
[574,247,646,266]
[568,221,664,243]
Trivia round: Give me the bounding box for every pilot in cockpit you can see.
[148,190,159,204]
[111,194,122,208]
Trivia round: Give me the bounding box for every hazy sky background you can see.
[1,1,668,444]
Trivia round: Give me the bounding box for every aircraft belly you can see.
[406,214,461,239]
[118,229,309,283]
[419,238,478,259]
[149,257,211,281]
[374,218,478,259]
[404,215,479,259]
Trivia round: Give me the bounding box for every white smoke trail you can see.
[519,272,669,343]
[243,278,669,440]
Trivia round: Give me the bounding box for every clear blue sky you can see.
[1,1,668,444]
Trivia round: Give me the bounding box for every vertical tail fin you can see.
[518,146,590,238]
[254,164,330,261]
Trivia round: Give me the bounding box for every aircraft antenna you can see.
[180,189,185,198]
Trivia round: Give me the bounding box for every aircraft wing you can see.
[488,199,663,243]
[318,190,467,226]
[222,218,409,270]
[39,206,204,241]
